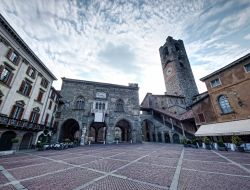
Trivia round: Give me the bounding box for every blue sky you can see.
[1,0,250,101]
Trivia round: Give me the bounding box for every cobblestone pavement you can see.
[0,143,250,190]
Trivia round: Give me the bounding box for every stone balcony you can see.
[0,114,51,132]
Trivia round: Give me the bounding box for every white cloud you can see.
[0,0,250,102]
[244,33,250,40]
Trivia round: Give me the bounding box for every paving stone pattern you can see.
[0,143,250,190]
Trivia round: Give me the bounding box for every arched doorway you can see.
[164,133,170,143]
[115,119,131,142]
[141,120,153,142]
[158,132,162,142]
[60,119,80,142]
[19,133,33,150]
[0,131,16,151]
[89,122,106,143]
[173,133,180,144]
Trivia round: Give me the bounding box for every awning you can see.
[195,119,250,136]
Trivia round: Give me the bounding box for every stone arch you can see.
[157,132,162,142]
[164,132,170,143]
[173,133,180,144]
[60,118,80,142]
[19,132,33,150]
[0,131,17,151]
[141,119,154,142]
[114,118,132,142]
[88,121,107,143]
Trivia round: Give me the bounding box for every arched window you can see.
[218,95,233,114]
[76,98,85,110]
[116,99,124,112]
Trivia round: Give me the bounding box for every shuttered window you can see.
[6,48,21,66]
[9,105,24,120]
[19,80,32,96]
[0,65,14,86]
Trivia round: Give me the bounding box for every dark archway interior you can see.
[141,120,153,142]
[89,122,106,143]
[0,131,16,151]
[60,119,80,142]
[19,133,33,150]
[115,119,131,142]
[165,133,170,143]
[173,133,180,143]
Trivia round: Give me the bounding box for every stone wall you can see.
[55,78,142,144]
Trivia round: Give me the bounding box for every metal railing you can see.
[0,115,50,131]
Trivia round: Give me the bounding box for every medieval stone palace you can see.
[55,78,142,144]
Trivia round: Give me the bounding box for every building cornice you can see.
[0,14,57,80]
[62,77,139,90]
[200,52,250,81]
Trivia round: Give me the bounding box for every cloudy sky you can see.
[1,0,250,101]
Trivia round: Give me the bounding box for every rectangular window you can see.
[29,111,40,123]
[48,100,52,110]
[53,105,57,113]
[0,65,14,86]
[198,113,206,123]
[19,80,32,96]
[26,66,36,79]
[41,77,49,88]
[7,49,20,65]
[44,113,49,125]
[244,63,250,73]
[210,78,221,88]
[50,91,55,100]
[0,67,11,83]
[10,105,24,120]
[37,90,44,102]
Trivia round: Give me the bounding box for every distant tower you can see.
[159,36,198,105]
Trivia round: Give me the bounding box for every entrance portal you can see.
[89,122,106,143]
[0,131,16,151]
[141,120,153,142]
[164,133,170,143]
[19,132,33,150]
[115,119,131,142]
[60,119,80,142]
[173,133,180,143]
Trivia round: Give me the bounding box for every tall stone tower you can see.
[159,36,198,105]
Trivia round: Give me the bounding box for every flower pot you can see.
[191,144,198,149]
[218,147,227,151]
[205,145,211,150]
[237,146,245,152]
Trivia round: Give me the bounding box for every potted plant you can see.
[36,141,44,151]
[231,135,244,152]
[203,137,211,150]
[181,138,189,147]
[217,140,227,151]
[191,138,198,148]
[11,138,19,151]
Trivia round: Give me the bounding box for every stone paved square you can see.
[0,143,250,190]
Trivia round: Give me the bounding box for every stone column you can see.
[181,122,186,138]
[106,125,114,144]
[170,118,174,131]
[161,132,165,143]
[169,131,173,143]
[80,125,87,146]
